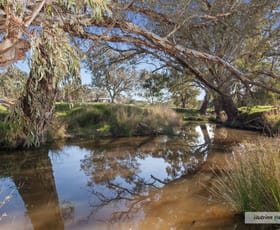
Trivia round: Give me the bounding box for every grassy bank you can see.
[54,103,183,139]
[211,141,280,212]
[236,106,280,135]
[0,103,183,146]
[173,108,209,122]
[238,105,275,114]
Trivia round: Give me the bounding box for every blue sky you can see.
[13,56,204,101]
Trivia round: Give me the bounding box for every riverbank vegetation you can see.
[0,1,280,148]
[0,103,183,147]
[1,102,280,148]
[57,103,183,138]
[211,141,280,212]
[233,106,280,135]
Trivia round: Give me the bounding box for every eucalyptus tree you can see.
[1,0,280,146]
[0,1,110,147]
[166,70,200,108]
[88,47,137,103]
[139,71,167,103]
[69,0,279,121]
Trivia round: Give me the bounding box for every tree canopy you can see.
[0,0,280,146]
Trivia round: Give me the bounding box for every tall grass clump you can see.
[144,105,183,134]
[110,105,142,136]
[62,103,183,138]
[110,104,183,136]
[211,143,280,213]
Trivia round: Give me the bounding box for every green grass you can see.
[0,105,7,111]
[1,103,183,144]
[173,108,208,122]
[211,143,280,212]
[238,105,275,114]
[237,105,280,134]
[0,105,7,121]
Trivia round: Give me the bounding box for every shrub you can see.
[211,142,280,212]
[110,105,142,136]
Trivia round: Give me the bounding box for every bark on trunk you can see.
[213,95,238,123]
[181,97,186,108]
[199,92,209,115]
[18,72,58,146]
[200,124,210,143]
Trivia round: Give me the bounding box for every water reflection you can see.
[0,124,260,230]
[0,149,64,230]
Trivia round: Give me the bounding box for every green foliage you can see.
[140,71,168,103]
[6,28,80,148]
[0,66,27,100]
[1,0,111,148]
[0,105,7,112]
[88,48,137,103]
[31,28,80,83]
[4,103,29,147]
[174,108,208,121]
[56,0,111,20]
[109,106,142,136]
[211,143,280,212]
[249,88,280,106]
[0,121,9,142]
[166,70,199,109]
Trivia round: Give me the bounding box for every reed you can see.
[211,142,280,212]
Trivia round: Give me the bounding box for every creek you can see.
[0,124,261,230]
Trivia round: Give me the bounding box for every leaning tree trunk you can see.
[5,29,80,148]
[22,73,58,143]
[199,92,209,115]
[181,96,187,108]
[6,71,58,147]
[213,95,238,123]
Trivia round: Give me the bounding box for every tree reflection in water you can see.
[0,126,217,230]
[79,124,213,224]
[0,147,70,230]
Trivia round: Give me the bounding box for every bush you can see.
[110,105,142,136]
[211,142,280,212]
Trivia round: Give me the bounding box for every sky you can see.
[12,56,204,101]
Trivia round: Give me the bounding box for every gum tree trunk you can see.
[20,72,58,145]
[199,92,209,115]
[213,95,238,123]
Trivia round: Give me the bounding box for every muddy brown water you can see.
[0,124,266,230]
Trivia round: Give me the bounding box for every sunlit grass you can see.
[0,105,7,112]
[238,105,275,114]
[211,142,280,212]
[173,108,208,121]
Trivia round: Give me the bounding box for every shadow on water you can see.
[0,124,267,229]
